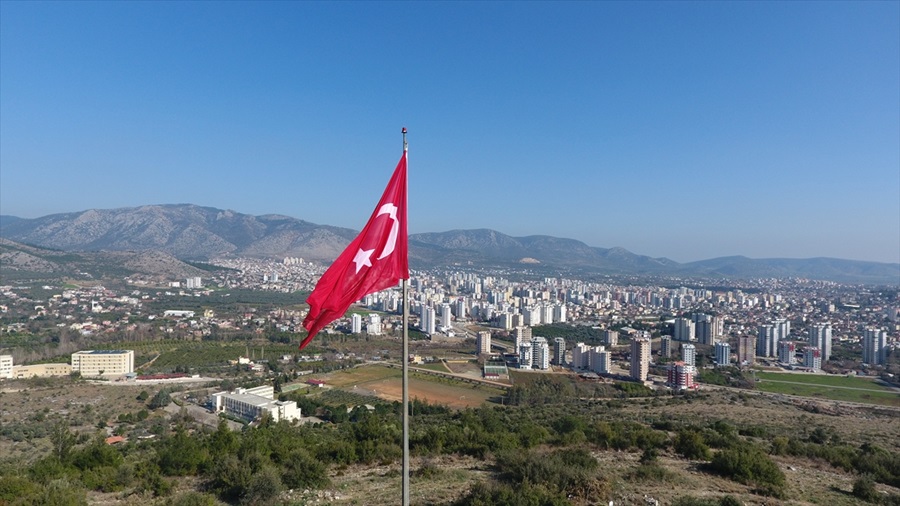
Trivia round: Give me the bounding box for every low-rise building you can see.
[212,385,301,423]
[12,363,73,378]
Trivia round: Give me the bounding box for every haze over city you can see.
[1,1,898,264]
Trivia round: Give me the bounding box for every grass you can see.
[754,372,900,407]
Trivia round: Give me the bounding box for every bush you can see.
[674,429,712,461]
[853,476,879,503]
[708,445,785,497]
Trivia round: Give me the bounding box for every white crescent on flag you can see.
[376,203,399,260]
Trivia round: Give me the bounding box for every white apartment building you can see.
[674,317,695,342]
[553,337,566,366]
[590,346,611,374]
[71,350,134,376]
[366,314,383,336]
[351,313,363,334]
[212,385,301,423]
[681,343,696,367]
[571,342,591,370]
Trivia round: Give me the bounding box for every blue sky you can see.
[1,1,898,264]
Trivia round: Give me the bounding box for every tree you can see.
[49,420,76,462]
[148,390,172,409]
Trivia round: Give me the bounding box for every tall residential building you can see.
[660,336,672,358]
[421,306,436,335]
[681,343,696,367]
[738,336,755,366]
[514,326,533,352]
[667,361,696,390]
[778,341,796,364]
[571,342,591,370]
[774,319,790,343]
[630,338,651,382]
[804,347,822,371]
[351,313,363,334]
[590,346,611,374]
[863,328,888,365]
[809,323,832,362]
[185,276,202,289]
[523,306,541,326]
[552,304,567,323]
[365,314,382,335]
[600,330,619,346]
[695,314,722,345]
[531,337,550,370]
[553,337,566,366]
[441,303,452,329]
[477,331,492,355]
[455,298,467,320]
[518,342,533,370]
[674,317,695,342]
[714,342,730,367]
[757,324,776,358]
[541,305,554,325]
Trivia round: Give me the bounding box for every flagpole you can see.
[401,127,410,506]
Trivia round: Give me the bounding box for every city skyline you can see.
[1,2,898,263]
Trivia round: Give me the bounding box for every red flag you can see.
[300,152,408,349]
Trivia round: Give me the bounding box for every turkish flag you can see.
[300,151,408,349]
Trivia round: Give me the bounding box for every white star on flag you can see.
[353,248,375,273]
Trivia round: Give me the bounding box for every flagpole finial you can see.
[401,127,408,152]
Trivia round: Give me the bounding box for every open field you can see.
[319,364,504,409]
[755,371,900,407]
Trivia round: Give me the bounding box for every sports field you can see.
[321,364,504,408]
[754,371,900,407]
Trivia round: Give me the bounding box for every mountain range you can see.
[1,204,898,285]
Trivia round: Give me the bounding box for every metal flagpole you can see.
[401,127,410,506]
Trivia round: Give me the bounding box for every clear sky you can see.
[1,1,898,264]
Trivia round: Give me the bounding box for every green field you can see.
[754,371,900,407]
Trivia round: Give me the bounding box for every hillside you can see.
[1,205,898,284]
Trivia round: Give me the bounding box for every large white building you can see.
[0,355,13,379]
[351,313,363,334]
[778,341,796,365]
[71,350,134,376]
[212,385,301,423]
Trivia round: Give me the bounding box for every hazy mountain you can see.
[1,204,897,284]
[0,238,208,280]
